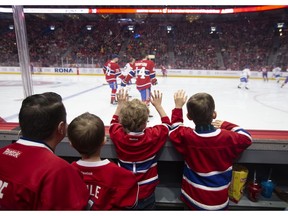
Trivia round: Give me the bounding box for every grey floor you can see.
[1,74,287,131]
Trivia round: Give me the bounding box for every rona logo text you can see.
[55,68,73,73]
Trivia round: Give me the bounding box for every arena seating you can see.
[1,11,287,71]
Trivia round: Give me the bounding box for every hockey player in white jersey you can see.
[120,57,135,96]
[238,67,251,89]
[272,66,281,83]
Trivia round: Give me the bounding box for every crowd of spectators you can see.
[0,12,287,71]
[123,22,169,67]
[172,20,218,70]
[218,15,276,71]
[67,18,124,67]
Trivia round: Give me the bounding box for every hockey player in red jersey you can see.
[0,92,93,210]
[169,90,252,210]
[160,65,168,77]
[103,54,122,105]
[121,54,158,106]
[68,112,139,210]
[109,89,170,209]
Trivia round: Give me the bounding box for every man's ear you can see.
[58,121,66,136]
[213,111,217,119]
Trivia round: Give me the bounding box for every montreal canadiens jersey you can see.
[109,115,170,200]
[0,138,91,210]
[169,108,252,210]
[124,59,156,90]
[72,159,139,210]
[103,61,121,83]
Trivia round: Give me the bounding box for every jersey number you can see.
[136,67,146,79]
[106,67,112,76]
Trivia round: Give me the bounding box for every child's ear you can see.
[213,111,217,119]
[186,113,192,120]
[101,136,107,146]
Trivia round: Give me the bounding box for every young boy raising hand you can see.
[109,89,170,209]
[169,90,252,210]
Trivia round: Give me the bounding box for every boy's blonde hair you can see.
[119,99,149,132]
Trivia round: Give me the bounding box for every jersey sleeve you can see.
[220,121,253,155]
[110,114,119,124]
[109,115,124,138]
[169,108,190,155]
[149,62,156,79]
[114,64,121,77]
[170,108,184,125]
[102,64,107,74]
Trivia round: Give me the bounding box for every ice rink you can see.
[0,73,287,131]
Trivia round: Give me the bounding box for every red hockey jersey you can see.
[109,115,170,200]
[103,60,121,83]
[72,159,139,210]
[0,138,91,210]
[169,108,252,210]
[124,59,156,90]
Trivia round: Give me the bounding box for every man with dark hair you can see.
[0,92,93,210]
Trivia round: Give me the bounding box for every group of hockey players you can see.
[103,53,158,106]
[103,53,288,97]
[237,65,288,89]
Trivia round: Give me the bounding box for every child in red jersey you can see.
[169,90,252,210]
[68,112,139,210]
[109,89,170,209]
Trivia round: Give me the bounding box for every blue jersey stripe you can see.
[183,164,232,188]
[119,156,158,173]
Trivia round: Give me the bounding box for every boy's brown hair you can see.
[186,92,215,125]
[67,112,105,156]
[119,99,149,132]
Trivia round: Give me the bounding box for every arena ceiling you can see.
[0,5,287,22]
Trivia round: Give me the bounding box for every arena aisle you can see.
[0,74,287,131]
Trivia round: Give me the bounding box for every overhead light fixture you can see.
[128,25,134,31]
[167,25,172,33]
[277,22,284,28]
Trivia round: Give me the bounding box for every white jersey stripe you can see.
[181,189,229,210]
